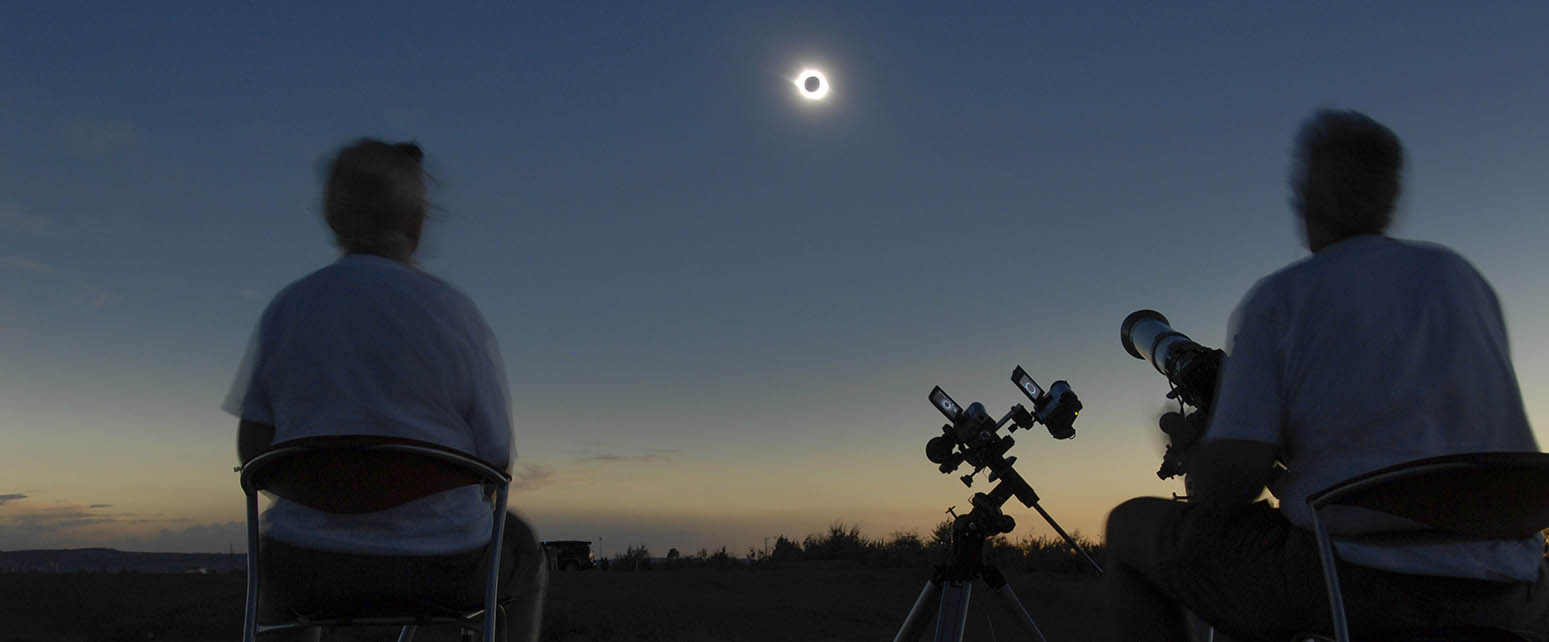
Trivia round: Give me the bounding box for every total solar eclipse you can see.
[795,69,829,100]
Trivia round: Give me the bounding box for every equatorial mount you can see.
[895,366,1100,642]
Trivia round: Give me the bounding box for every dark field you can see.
[0,567,1107,642]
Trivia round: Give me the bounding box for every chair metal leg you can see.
[1309,510,1350,642]
[239,445,523,642]
[484,487,511,642]
[243,491,262,642]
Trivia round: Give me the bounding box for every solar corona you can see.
[795,69,829,100]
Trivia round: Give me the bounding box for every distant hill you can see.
[0,548,244,573]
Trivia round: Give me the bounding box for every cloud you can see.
[0,499,209,550]
[0,255,54,274]
[128,521,247,553]
[0,206,52,235]
[72,121,136,156]
[70,284,120,310]
[0,504,116,535]
[510,464,554,491]
[575,448,679,465]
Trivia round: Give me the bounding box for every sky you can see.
[2,2,1547,556]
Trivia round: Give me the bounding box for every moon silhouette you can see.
[795,69,829,100]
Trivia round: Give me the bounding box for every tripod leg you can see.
[893,580,941,642]
[933,581,973,642]
[982,567,1047,642]
[986,582,1048,642]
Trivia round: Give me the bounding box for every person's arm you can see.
[1191,278,1286,508]
[1188,439,1278,509]
[237,419,276,465]
[227,314,276,466]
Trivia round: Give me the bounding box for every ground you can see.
[7,567,1548,641]
[0,566,1106,642]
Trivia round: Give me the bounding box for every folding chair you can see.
[237,437,513,642]
[1296,452,1549,642]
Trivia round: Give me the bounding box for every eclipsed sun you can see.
[795,69,829,100]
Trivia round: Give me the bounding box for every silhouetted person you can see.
[225,139,544,641]
[1104,110,1547,642]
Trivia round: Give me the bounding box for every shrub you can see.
[615,544,652,571]
[802,522,871,562]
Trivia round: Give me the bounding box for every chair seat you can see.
[1304,452,1549,642]
[259,613,479,632]
[1292,625,1541,641]
[279,599,492,623]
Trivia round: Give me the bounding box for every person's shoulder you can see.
[1276,235,1471,281]
[259,263,338,312]
[1241,254,1317,309]
[296,255,457,296]
[1390,238,1480,272]
[1257,256,1314,289]
[434,277,487,318]
[402,267,492,327]
[1232,244,1350,321]
[261,256,415,311]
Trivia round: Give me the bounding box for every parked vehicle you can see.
[541,540,595,571]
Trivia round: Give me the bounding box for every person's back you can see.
[1215,234,1541,581]
[233,253,512,554]
[226,139,543,641]
[1104,110,1546,642]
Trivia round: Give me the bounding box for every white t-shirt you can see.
[1206,235,1541,582]
[224,254,514,555]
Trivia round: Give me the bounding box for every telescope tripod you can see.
[892,487,1102,642]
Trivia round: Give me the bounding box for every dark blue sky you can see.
[2,3,1546,553]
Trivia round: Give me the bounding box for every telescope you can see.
[895,367,1100,642]
[1121,310,1224,479]
[1120,310,1222,414]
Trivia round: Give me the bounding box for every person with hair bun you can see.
[321,140,430,261]
[1103,111,1546,641]
[225,139,545,641]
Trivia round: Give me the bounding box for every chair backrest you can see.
[239,436,508,514]
[1306,451,1549,539]
[237,436,514,642]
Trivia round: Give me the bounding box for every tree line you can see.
[603,520,1103,574]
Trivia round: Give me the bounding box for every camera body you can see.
[1033,380,1081,439]
[925,366,1080,494]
